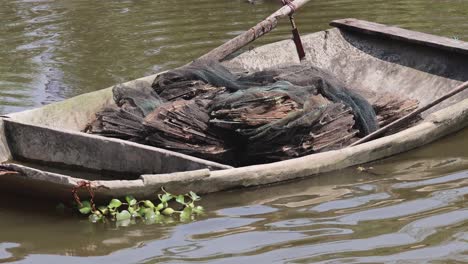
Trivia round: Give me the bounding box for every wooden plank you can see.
[330,18,468,55]
[198,0,311,62]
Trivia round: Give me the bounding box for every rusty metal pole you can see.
[282,0,306,60]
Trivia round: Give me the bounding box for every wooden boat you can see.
[1,19,467,200]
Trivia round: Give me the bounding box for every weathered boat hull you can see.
[1,19,467,199]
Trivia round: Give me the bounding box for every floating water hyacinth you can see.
[75,188,204,225]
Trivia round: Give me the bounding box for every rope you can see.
[71,181,96,211]
[281,0,297,14]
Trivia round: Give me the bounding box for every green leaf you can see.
[131,210,140,218]
[147,213,165,224]
[155,214,165,222]
[116,210,131,221]
[98,206,109,215]
[162,207,175,216]
[108,199,122,209]
[189,191,201,201]
[193,205,204,215]
[78,201,92,214]
[137,207,148,217]
[125,195,137,206]
[159,193,173,203]
[125,195,134,203]
[180,206,192,222]
[79,206,91,214]
[176,195,185,204]
[143,200,155,209]
[144,209,156,221]
[183,206,192,214]
[155,203,164,211]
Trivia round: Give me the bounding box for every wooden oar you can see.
[350,81,468,147]
[197,0,311,62]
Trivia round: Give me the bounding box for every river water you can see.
[1,0,468,263]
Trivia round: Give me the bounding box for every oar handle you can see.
[197,0,311,62]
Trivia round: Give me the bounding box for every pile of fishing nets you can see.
[86,62,418,165]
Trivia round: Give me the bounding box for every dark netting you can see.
[236,64,378,135]
[209,82,317,132]
[153,62,378,136]
[86,61,418,166]
[152,61,278,97]
[153,61,245,94]
[209,85,358,163]
[113,81,164,117]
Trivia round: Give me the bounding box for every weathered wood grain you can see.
[330,18,468,55]
[351,80,468,146]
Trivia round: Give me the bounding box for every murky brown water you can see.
[1,0,468,263]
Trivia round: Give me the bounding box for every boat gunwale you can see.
[331,18,468,55]
[2,118,233,171]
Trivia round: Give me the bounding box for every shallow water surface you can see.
[0,128,467,263]
[1,0,468,263]
[1,0,468,114]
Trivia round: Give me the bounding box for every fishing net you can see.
[233,64,377,135]
[86,61,419,165]
[113,81,164,117]
[153,62,251,96]
[154,62,378,136]
[208,82,359,163]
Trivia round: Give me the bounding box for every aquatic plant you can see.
[76,188,204,224]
